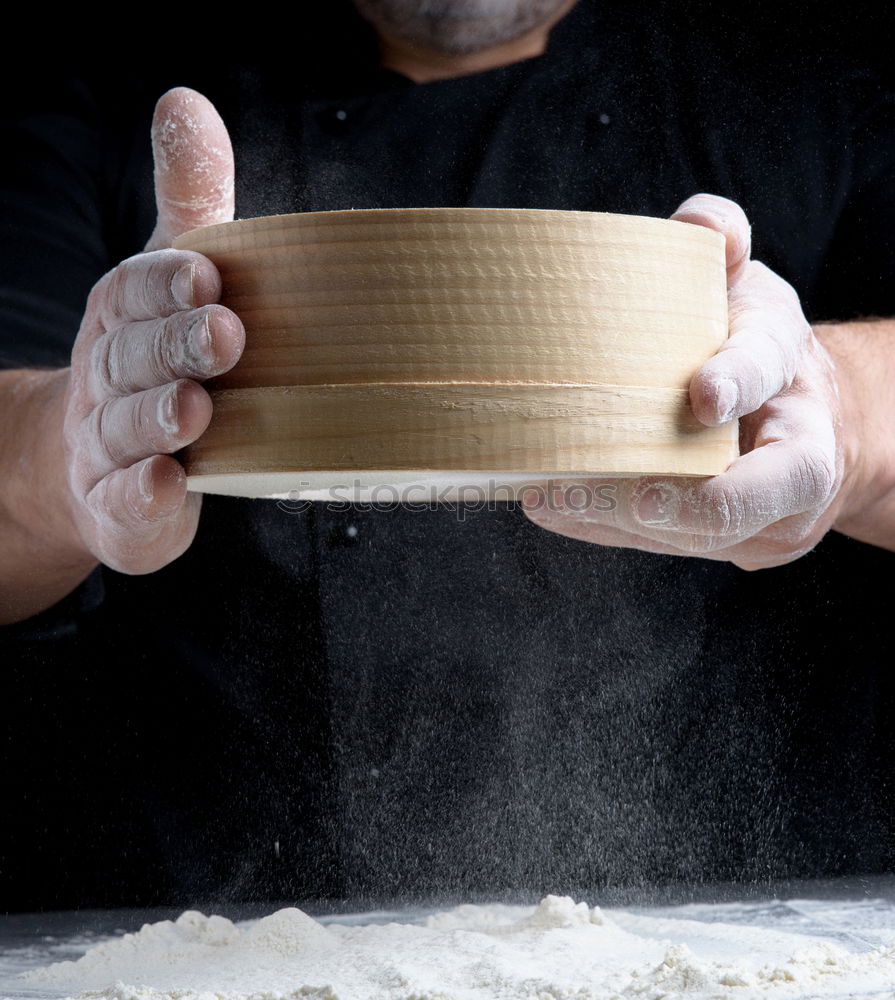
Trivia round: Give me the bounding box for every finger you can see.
[523,388,838,549]
[630,435,837,539]
[522,476,742,555]
[522,500,703,558]
[689,262,812,426]
[84,455,202,574]
[81,379,212,486]
[671,192,752,286]
[146,87,235,251]
[524,504,817,569]
[90,304,245,397]
[89,248,222,329]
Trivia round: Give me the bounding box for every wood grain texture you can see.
[174,208,738,499]
[184,382,736,499]
[175,208,728,388]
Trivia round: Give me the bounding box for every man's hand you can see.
[522,193,858,570]
[0,88,243,624]
[61,87,244,575]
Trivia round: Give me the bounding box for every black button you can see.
[315,105,356,137]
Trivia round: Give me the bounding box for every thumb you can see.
[671,193,751,287]
[144,87,234,251]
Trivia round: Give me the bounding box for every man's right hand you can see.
[0,88,244,623]
[64,87,244,575]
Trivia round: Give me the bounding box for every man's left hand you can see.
[522,193,852,570]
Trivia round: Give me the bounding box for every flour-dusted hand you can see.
[62,88,244,573]
[523,193,852,570]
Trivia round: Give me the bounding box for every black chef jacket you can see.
[2,2,895,910]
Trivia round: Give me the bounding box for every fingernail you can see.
[635,484,678,525]
[158,384,179,434]
[137,460,154,503]
[715,378,738,422]
[172,263,195,309]
[521,486,546,511]
[190,312,214,366]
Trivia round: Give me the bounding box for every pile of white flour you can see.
[22,894,895,1000]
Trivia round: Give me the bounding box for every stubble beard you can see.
[352,0,573,55]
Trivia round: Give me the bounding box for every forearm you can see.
[819,319,895,552]
[0,368,97,625]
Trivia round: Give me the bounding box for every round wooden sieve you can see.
[173,208,737,501]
